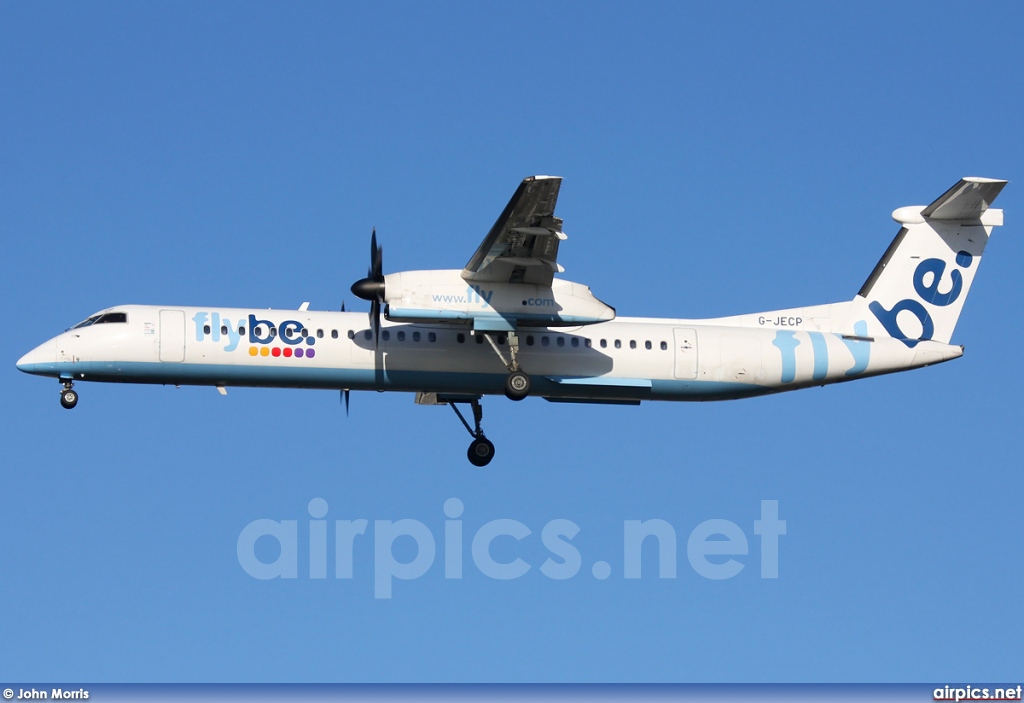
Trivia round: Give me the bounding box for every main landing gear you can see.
[60,380,78,410]
[448,396,495,467]
[478,331,531,401]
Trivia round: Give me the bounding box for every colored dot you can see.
[283,348,292,357]
[295,348,304,358]
[956,250,973,268]
[306,349,315,359]
[305,336,315,345]
[271,347,281,357]
[592,561,611,580]
[248,347,258,356]
[260,347,270,356]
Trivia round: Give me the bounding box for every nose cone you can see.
[16,339,57,375]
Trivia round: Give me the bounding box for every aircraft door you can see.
[159,309,186,362]
[673,328,698,379]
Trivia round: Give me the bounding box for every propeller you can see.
[340,389,350,416]
[350,227,385,346]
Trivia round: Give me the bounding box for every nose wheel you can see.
[60,382,78,410]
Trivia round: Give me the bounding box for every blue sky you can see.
[2,1,1022,683]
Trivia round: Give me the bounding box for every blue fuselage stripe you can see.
[18,360,768,402]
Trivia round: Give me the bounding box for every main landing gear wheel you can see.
[60,388,78,410]
[447,395,496,467]
[468,437,495,467]
[477,330,530,401]
[504,370,531,401]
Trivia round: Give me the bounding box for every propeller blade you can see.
[370,227,383,280]
[351,228,386,302]
[341,300,346,312]
[351,227,385,345]
[370,299,380,347]
[341,389,350,416]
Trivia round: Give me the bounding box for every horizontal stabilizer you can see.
[920,177,1007,220]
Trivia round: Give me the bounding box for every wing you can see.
[462,175,567,286]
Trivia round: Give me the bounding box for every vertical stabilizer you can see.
[845,178,1007,346]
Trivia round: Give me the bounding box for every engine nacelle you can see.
[383,270,615,330]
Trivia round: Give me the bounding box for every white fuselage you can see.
[16,303,963,403]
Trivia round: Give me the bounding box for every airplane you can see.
[16,175,1008,466]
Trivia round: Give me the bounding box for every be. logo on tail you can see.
[868,251,973,348]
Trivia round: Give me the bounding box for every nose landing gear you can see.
[60,381,78,409]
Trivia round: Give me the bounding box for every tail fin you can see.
[845,177,1007,346]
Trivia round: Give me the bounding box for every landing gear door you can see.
[159,309,186,362]
[673,328,697,379]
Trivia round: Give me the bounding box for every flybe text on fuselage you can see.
[191,312,318,358]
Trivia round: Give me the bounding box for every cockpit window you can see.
[96,312,128,324]
[70,312,128,329]
[72,315,102,329]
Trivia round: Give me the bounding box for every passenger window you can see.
[413,331,421,342]
[364,330,372,340]
[204,325,211,334]
[600,339,607,349]
[270,327,277,337]
[238,326,245,336]
[475,334,484,344]
[556,337,565,347]
[317,329,324,339]
[526,336,535,346]
[614,340,621,349]
[541,336,550,347]
[571,338,579,348]
[331,330,338,339]
[382,331,390,341]
[585,339,592,348]
[457,333,466,343]
[301,328,309,337]
[497,334,507,345]
[429,332,437,342]
[347,330,354,339]
[221,325,228,336]
[645,340,652,350]
[254,326,263,336]
[661,341,668,351]
[630,340,637,349]
[397,331,406,342]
